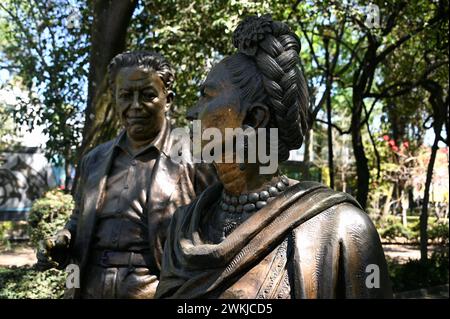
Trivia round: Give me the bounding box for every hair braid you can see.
[230,15,309,161]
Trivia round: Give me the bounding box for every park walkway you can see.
[0,243,448,298]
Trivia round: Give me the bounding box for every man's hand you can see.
[36,229,71,271]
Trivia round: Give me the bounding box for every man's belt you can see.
[91,250,152,268]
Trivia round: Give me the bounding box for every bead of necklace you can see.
[219,175,289,215]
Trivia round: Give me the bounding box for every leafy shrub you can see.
[0,189,73,299]
[377,215,415,241]
[388,250,449,292]
[428,220,449,244]
[376,215,448,243]
[0,266,65,299]
[0,222,13,249]
[27,189,74,248]
[380,222,413,240]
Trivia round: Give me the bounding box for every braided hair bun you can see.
[226,15,309,162]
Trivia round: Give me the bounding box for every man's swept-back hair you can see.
[107,51,175,92]
[225,15,309,162]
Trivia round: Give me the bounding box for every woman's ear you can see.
[243,103,270,129]
[165,90,174,112]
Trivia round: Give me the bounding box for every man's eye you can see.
[120,92,132,99]
[142,91,156,101]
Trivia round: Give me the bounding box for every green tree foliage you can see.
[0,103,19,152]
[0,0,90,167]
[1,0,448,213]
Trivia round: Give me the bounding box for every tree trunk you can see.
[352,131,370,209]
[72,0,137,193]
[302,129,311,180]
[419,79,446,262]
[401,190,408,227]
[382,183,395,216]
[420,137,439,262]
[351,93,370,209]
[80,0,137,154]
[324,38,334,189]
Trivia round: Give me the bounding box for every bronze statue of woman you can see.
[155,15,392,299]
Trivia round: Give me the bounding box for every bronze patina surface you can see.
[155,16,392,299]
[36,51,216,299]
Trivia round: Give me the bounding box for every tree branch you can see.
[376,12,448,63]
[316,118,351,135]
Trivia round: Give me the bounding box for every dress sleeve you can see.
[335,203,393,298]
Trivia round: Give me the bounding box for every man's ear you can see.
[165,90,174,112]
[242,103,270,129]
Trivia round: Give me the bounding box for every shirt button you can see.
[131,160,137,166]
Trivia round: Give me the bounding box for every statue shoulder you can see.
[294,200,382,253]
[289,192,378,244]
[80,139,115,166]
[333,202,378,238]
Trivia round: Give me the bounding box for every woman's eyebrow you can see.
[199,82,219,96]
[203,82,219,92]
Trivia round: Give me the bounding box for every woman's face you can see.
[187,60,246,189]
[189,61,243,138]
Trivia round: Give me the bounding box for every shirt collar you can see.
[114,119,169,158]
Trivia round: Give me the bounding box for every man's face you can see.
[114,66,170,142]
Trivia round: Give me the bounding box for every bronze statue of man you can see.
[155,16,393,299]
[37,51,215,298]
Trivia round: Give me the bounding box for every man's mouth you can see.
[126,113,151,121]
[128,116,149,119]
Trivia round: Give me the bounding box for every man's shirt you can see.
[92,125,167,252]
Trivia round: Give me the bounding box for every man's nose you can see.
[130,92,142,109]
